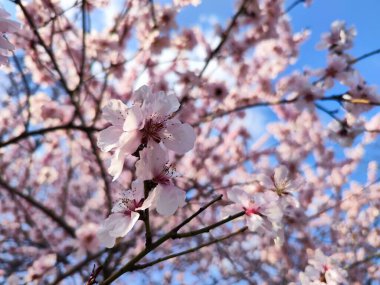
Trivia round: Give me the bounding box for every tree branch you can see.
[0,176,76,237]
[0,123,99,148]
[173,211,245,239]
[131,227,248,271]
[100,195,223,284]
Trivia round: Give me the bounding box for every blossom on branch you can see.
[299,249,348,285]
[258,165,302,208]
[136,143,186,216]
[223,187,283,239]
[98,180,156,248]
[98,85,196,180]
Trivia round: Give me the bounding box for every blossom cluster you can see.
[223,165,302,245]
[97,85,195,247]
[0,0,379,284]
[0,7,20,65]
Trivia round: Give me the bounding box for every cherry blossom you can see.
[299,249,348,285]
[25,254,57,283]
[223,187,283,236]
[98,180,156,248]
[328,119,363,147]
[317,20,356,52]
[136,144,186,216]
[258,165,302,208]
[0,7,20,65]
[75,223,100,254]
[98,85,196,180]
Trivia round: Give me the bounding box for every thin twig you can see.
[131,227,248,271]
[173,211,245,239]
[0,176,76,237]
[101,195,223,284]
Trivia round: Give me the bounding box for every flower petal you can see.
[155,184,181,216]
[123,105,144,132]
[102,99,128,127]
[98,227,116,248]
[163,121,195,154]
[274,165,289,186]
[227,187,250,208]
[108,131,142,180]
[97,126,123,152]
[139,187,157,210]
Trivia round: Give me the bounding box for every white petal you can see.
[163,121,195,154]
[257,173,273,189]
[131,179,145,201]
[102,99,128,127]
[221,204,242,219]
[108,212,139,238]
[97,126,123,152]
[139,187,157,210]
[108,131,142,180]
[136,144,168,179]
[133,85,152,105]
[155,184,181,216]
[274,165,289,186]
[227,187,250,208]
[108,149,125,181]
[146,92,180,117]
[98,226,116,248]
[123,105,144,132]
[246,215,263,231]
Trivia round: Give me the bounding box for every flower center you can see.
[122,198,144,216]
[153,166,173,185]
[142,118,165,144]
[243,206,262,217]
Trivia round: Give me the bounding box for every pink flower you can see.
[98,180,156,248]
[328,120,363,147]
[317,21,356,52]
[223,188,283,235]
[136,143,186,216]
[258,165,302,208]
[75,223,100,254]
[299,249,348,285]
[0,7,20,65]
[98,85,196,180]
[25,254,57,283]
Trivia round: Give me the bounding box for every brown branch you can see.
[0,176,76,237]
[100,195,223,284]
[130,227,248,271]
[172,211,245,239]
[0,123,99,148]
[346,252,380,270]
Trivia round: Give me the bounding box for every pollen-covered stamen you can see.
[121,198,144,216]
[153,164,174,185]
[273,176,291,196]
[141,115,166,144]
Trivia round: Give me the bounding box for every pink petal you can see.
[246,215,263,231]
[227,187,250,208]
[155,184,181,216]
[108,131,141,180]
[98,227,116,248]
[274,165,289,186]
[97,126,123,152]
[102,99,128,127]
[123,105,144,132]
[257,173,273,189]
[163,120,195,154]
[139,187,157,210]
